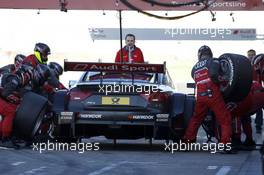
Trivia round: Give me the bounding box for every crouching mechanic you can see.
[231,54,264,149]
[0,64,34,148]
[183,46,233,153]
[22,42,53,94]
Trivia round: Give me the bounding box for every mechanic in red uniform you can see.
[115,34,144,63]
[249,51,263,133]
[0,64,35,148]
[22,43,53,93]
[0,54,28,135]
[231,53,264,148]
[0,74,21,141]
[230,50,256,148]
[184,46,232,147]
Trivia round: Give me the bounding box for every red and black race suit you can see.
[184,58,232,144]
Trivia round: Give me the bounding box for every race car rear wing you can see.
[64,60,166,74]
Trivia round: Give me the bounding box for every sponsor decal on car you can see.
[76,64,159,72]
[86,101,96,105]
[60,116,73,120]
[156,114,169,118]
[79,114,102,119]
[129,115,154,120]
[156,114,169,122]
[59,112,74,124]
[60,112,73,120]
[65,62,165,73]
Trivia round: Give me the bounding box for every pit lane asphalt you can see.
[0,129,263,175]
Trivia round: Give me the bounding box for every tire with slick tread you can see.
[14,92,48,140]
[219,53,252,102]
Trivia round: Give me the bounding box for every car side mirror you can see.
[69,80,77,88]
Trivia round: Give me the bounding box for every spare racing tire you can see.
[218,53,252,102]
[13,92,48,140]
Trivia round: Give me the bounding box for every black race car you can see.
[48,61,195,142]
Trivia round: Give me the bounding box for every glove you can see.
[6,94,20,104]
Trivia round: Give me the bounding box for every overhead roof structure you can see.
[0,0,263,11]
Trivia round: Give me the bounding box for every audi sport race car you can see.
[50,61,195,141]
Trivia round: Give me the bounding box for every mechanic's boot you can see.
[0,137,20,149]
[242,138,256,150]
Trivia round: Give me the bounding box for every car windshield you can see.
[82,72,156,83]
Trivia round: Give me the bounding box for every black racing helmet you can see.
[48,62,63,78]
[34,43,51,64]
[198,45,213,61]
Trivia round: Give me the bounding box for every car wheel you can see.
[218,53,252,102]
[13,92,48,140]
